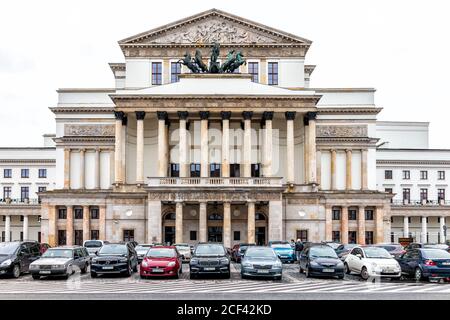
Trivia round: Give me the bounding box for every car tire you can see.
[241,274,247,280]
[32,275,40,280]
[274,275,282,281]
[223,272,231,279]
[414,268,424,282]
[337,275,344,280]
[91,272,98,278]
[12,264,20,278]
[62,273,69,280]
[344,263,351,275]
[360,267,370,280]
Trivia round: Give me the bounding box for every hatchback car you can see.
[344,246,401,280]
[83,240,109,258]
[269,241,296,263]
[231,243,255,263]
[396,248,450,281]
[140,246,182,279]
[135,244,153,263]
[0,241,41,278]
[189,243,230,279]
[30,246,90,279]
[299,244,344,279]
[241,246,282,280]
[90,243,138,278]
[174,243,192,262]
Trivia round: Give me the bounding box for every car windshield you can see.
[98,245,127,255]
[195,244,225,256]
[271,243,291,249]
[310,246,338,258]
[42,249,73,259]
[422,249,450,259]
[326,243,341,250]
[364,247,392,259]
[0,243,19,255]
[147,248,176,258]
[84,241,103,248]
[245,248,276,258]
[377,245,399,252]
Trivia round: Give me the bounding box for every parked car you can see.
[140,246,182,279]
[189,243,230,279]
[299,244,344,279]
[322,242,341,250]
[83,240,109,258]
[241,246,282,280]
[373,243,406,258]
[39,243,51,255]
[269,241,296,263]
[90,243,138,278]
[405,243,449,252]
[344,246,401,280]
[231,243,256,262]
[135,244,153,262]
[335,244,358,260]
[396,248,450,281]
[29,246,90,280]
[0,241,41,278]
[174,243,192,262]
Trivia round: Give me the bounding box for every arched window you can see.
[164,213,176,220]
[255,213,266,220]
[208,213,223,220]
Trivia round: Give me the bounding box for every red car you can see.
[39,243,51,255]
[140,246,182,279]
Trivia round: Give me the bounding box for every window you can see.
[385,188,393,203]
[248,62,259,82]
[438,171,445,180]
[332,207,341,220]
[58,230,67,246]
[190,163,201,177]
[38,186,46,193]
[152,62,162,85]
[20,186,29,202]
[296,230,308,242]
[402,170,410,180]
[348,231,357,244]
[384,170,393,179]
[20,231,23,241]
[210,163,221,177]
[420,170,428,180]
[74,230,83,245]
[438,189,446,201]
[365,209,374,220]
[3,186,11,199]
[332,231,340,242]
[390,232,395,243]
[233,231,241,241]
[365,231,374,245]
[38,169,47,178]
[251,163,261,177]
[58,208,67,219]
[420,188,428,202]
[170,163,179,177]
[268,62,278,85]
[3,169,12,178]
[20,215,24,222]
[90,230,99,240]
[123,229,135,242]
[403,188,410,203]
[74,207,83,219]
[230,164,240,177]
[90,207,99,219]
[38,232,41,243]
[348,208,357,220]
[21,169,29,178]
[170,61,181,83]
[190,231,197,241]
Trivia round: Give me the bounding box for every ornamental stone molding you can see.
[316,125,368,138]
[147,191,282,202]
[64,124,115,137]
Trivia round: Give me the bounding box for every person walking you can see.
[295,238,304,262]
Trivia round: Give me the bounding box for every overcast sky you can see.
[1,0,449,148]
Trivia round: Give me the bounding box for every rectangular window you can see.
[210,163,221,177]
[268,62,278,85]
[90,230,99,240]
[402,170,410,180]
[58,208,67,219]
[248,62,259,82]
[90,207,99,219]
[348,231,357,244]
[170,61,182,83]
[21,169,29,178]
[384,170,393,179]
[332,231,340,242]
[390,232,395,243]
[230,164,240,177]
[74,230,83,245]
[438,171,445,180]
[38,232,41,243]
[20,231,23,241]
[20,186,29,202]
[233,231,241,241]
[170,163,179,177]
[123,229,135,242]
[251,163,261,178]
[420,170,428,180]
[365,209,374,220]
[420,188,428,202]
[438,189,446,201]
[3,169,12,178]
[74,207,83,219]
[296,230,308,242]
[3,186,11,199]
[38,186,47,193]
[20,215,24,222]
[348,209,357,220]
[58,230,67,246]
[403,188,410,203]
[38,169,47,178]
[365,231,374,245]
[190,231,197,241]
[332,207,341,220]
[385,188,393,203]
[190,163,201,177]
[152,62,162,85]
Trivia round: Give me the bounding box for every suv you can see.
[83,240,109,258]
[189,243,230,279]
[0,241,41,278]
[90,243,139,278]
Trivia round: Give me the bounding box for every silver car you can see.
[241,246,283,280]
[83,240,109,258]
[29,246,90,280]
[174,243,192,262]
[135,244,153,262]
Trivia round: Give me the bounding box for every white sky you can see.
[1,0,449,148]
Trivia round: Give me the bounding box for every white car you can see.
[344,246,401,280]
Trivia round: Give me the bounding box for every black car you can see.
[299,244,345,279]
[0,241,41,278]
[90,243,139,277]
[189,243,230,279]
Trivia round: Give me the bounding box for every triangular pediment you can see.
[119,9,311,46]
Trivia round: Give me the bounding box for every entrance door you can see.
[208,227,223,243]
[164,226,175,245]
[256,227,266,245]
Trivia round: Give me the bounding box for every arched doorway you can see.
[162,212,175,245]
[255,212,268,245]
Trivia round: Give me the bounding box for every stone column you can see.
[114,111,124,184]
[325,205,332,241]
[403,216,409,238]
[340,206,348,244]
[4,215,10,242]
[361,149,368,190]
[221,112,231,177]
[99,205,106,240]
[83,205,90,242]
[421,216,427,243]
[346,149,352,190]
[316,150,322,188]
[199,202,207,242]
[200,111,210,177]
[175,201,184,244]
[79,148,85,189]
[147,200,162,243]
[48,206,57,247]
[135,111,146,185]
[242,111,253,178]
[94,148,100,189]
[66,206,74,246]
[157,111,168,177]
[178,111,189,177]
[330,149,337,190]
[440,216,446,243]
[109,150,115,187]
[285,112,296,183]
[268,200,283,241]
[375,207,385,243]
[23,215,29,240]
[223,202,231,248]
[303,118,309,183]
[358,206,366,245]
[64,148,71,189]
[121,115,128,183]
[262,112,274,177]
[306,112,317,183]
[247,201,256,243]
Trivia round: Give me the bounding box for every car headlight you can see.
[119,258,128,263]
[337,261,344,267]
[190,259,199,265]
[30,264,39,269]
[242,262,253,269]
[220,258,229,264]
[310,261,319,266]
[141,260,148,267]
[0,259,12,267]
[167,261,176,267]
[371,262,378,268]
[273,261,282,268]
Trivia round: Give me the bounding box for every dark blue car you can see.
[396,248,450,281]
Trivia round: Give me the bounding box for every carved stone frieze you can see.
[316,125,368,138]
[147,191,282,202]
[64,124,115,137]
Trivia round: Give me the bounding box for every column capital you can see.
[157,111,168,120]
[285,111,296,120]
[242,111,253,120]
[263,111,274,121]
[114,111,125,120]
[136,111,146,120]
[220,111,232,120]
[79,148,86,153]
[303,111,317,126]
[178,111,189,120]
[345,148,352,153]
[199,111,210,120]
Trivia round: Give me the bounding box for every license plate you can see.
[442,262,450,266]
[257,269,270,274]
[102,266,114,270]
[152,268,164,273]
[322,268,335,273]
[40,270,51,274]
[204,267,215,271]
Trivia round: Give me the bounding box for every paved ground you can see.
[1,262,450,300]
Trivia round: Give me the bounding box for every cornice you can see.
[50,107,115,114]
[0,159,55,164]
[110,94,322,102]
[317,107,382,114]
[377,159,450,166]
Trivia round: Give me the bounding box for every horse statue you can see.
[178,52,201,73]
[194,49,208,73]
[227,51,246,73]
[219,50,236,73]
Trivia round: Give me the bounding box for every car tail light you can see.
[424,260,436,266]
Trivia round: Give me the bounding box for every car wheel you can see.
[274,275,282,281]
[62,273,69,280]
[360,267,370,280]
[414,268,424,282]
[337,275,344,280]
[223,272,231,279]
[12,264,20,278]
[32,275,40,280]
[90,272,98,278]
[344,263,351,275]
[241,273,247,280]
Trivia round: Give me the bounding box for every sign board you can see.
[398,237,414,247]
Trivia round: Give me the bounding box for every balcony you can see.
[147,177,283,188]
[392,199,450,206]
[0,198,40,205]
